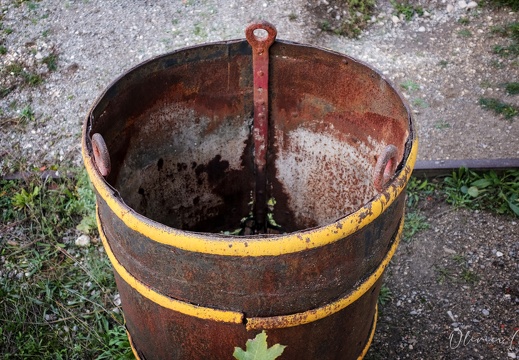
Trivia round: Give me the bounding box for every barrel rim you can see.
[82,38,418,257]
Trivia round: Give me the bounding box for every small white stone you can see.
[447,4,454,12]
[75,234,91,247]
[418,26,426,32]
[113,293,122,306]
[482,309,490,316]
[466,1,478,9]
[508,353,517,359]
[458,0,468,9]
[496,251,504,257]
[391,15,400,24]
[35,52,43,60]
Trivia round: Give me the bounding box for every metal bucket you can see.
[82,22,417,360]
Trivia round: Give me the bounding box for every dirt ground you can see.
[0,0,518,359]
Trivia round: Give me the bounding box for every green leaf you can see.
[233,331,286,360]
[470,179,492,188]
[467,186,479,197]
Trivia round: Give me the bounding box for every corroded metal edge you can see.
[84,135,416,257]
[97,207,402,326]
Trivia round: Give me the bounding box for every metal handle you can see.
[91,133,111,177]
[245,21,277,53]
[246,21,277,232]
[373,145,398,192]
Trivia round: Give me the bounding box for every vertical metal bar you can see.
[246,21,277,232]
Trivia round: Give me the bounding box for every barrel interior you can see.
[89,40,410,234]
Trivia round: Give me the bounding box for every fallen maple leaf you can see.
[233,331,286,360]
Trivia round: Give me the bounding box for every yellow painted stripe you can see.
[127,306,378,360]
[83,135,417,257]
[128,331,139,360]
[358,304,378,360]
[100,203,400,327]
[245,218,403,330]
[96,209,244,324]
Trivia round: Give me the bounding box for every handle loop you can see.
[92,133,111,177]
[373,145,398,192]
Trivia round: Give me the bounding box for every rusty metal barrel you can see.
[82,22,417,360]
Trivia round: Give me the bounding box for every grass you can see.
[400,79,420,92]
[504,82,519,95]
[412,98,428,108]
[487,0,519,11]
[403,211,429,242]
[435,266,454,285]
[479,97,518,120]
[434,119,451,130]
[458,29,472,38]
[5,61,44,87]
[437,60,449,68]
[491,21,519,57]
[42,53,59,72]
[0,170,132,359]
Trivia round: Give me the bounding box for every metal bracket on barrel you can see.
[91,133,111,177]
[373,145,398,192]
[246,21,277,232]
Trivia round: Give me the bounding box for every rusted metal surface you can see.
[83,21,416,360]
[246,21,277,233]
[91,133,111,177]
[373,144,398,192]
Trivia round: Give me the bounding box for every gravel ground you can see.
[0,0,518,359]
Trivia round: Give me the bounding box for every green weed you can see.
[412,98,428,108]
[504,82,519,95]
[460,269,479,284]
[458,29,472,38]
[406,177,436,207]
[479,97,518,119]
[435,266,453,285]
[443,168,519,216]
[19,105,35,124]
[437,60,449,67]
[5,62,44,87]
[487,0,519,11]
[42,53,58,72]
[317,0,375,38]
[403,211,429,242]
[400,79,420,92]
[0,45,6,55]
[458,17,470,25]
[491,21,519,57]
[378,285,392,306]
[391,0,424,21]
[434,119,451,130]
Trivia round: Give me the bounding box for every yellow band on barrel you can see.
[96,209,244,324]
[127,305,379,360]
[97,206,402,327]
[83,136,417,257]
[245,218,402,330]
